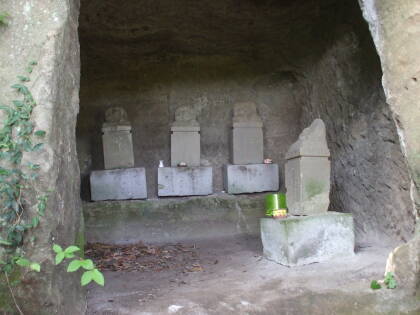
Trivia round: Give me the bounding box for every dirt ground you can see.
[86,236,420,315]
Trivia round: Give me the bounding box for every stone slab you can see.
[158,166,212,196]
[90,168,147,201]
[171,131,201,167]
[285,156,331,215]
[224,164,279,194]
[232,127,264,164]
[260,212,354,266]
[102,128,135,170]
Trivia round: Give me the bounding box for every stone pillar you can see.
[285,119,331,215]
[231,102,263,165]
[102,107,135,170]
[170,106,200,167]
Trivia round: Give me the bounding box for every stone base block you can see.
[224,164,279,194]
[158,167,212,196]
[90,168,147,201]
[260,212,354,266]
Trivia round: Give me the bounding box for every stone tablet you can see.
[102,107,134,170]
[171,106,201,167]
[285,119,330,215]
[231,102,263,164]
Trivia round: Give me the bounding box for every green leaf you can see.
[53,244,63,253]
[55,252,65,265]
[64,246,81,255]
[30,263,41,272]
[34,130,46,137]
[67,260,82,272]
[81,270,93,286]
[370,280,381,290]
[91,268,105,286]
[29,61,38,66]
[384,272,397,289]
[32,143,43,151]
[17,76,30,82]
[31,216,40,228]
[0,239,12,246]
[80,259,94,270]
[16,258,30,267]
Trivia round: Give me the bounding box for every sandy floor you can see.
[86,236,419,315]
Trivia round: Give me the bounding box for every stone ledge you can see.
[261,212,354,266]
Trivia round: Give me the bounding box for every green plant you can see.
[384,272,397,289]
[0,61,46,273]
[370,280,381,290]
[0,12,9,26]
[53,244,104,286]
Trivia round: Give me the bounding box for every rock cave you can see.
[0,0,418,314]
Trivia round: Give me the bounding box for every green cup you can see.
[265,193,287,216]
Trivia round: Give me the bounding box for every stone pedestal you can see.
[260,212,354,266]
[158,166,212,196]
[231,102,264,164]
[102,125,135,170]
[224,164,279,194]
[171,126,200,167]
[285,119,331,215]
[90,168,147,201]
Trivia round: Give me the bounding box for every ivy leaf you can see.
[370,280,381,290]
[81,270,93,286]
[67,260,82,272]
[53,244,63,254]
[55,252,65,265]
[384,272,397,289]
[34,130,46,137]
[17,76,30,82]
[16,258,30,267]
[91,268,105,286]
[30,263,41,272]
[31,216,40,228]
[32,143,43,151]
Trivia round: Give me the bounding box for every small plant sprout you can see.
[384,272,397,289]
[370,280,381,290]
[53,244,105,286]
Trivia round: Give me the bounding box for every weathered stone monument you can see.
[158,106,212,196]
[232,101,263,164]
[261,119,354,266]
[285,119,331,215]
[102,107,135,170]
[90,107,147,200]
[170,106,200,167]
[225,102,279,194]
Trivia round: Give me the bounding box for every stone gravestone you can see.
[260,118,354,266]
[285,119,331,215]
[102,107,134,170]
[232,102,263,165]
[170,106,200,167]
[91,107,147,200]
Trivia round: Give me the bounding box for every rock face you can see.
[359,0,420,294]
[285,119,331,215]
[0,0,85,313]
